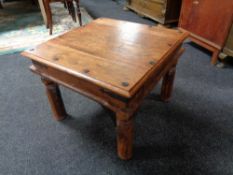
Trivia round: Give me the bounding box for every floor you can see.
[0,0,233,175]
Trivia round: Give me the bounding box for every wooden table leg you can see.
[41,78,67,121]
[161,66,176,102]
[116,112,134,160]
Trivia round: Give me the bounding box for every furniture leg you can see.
[66,0,71,14]
[211,49,220,65]
[116,112,134,160]
[41,78,67,121]
[38,0,48,25]
[67,1,76,22]
[161,66,176,102]
[0,1,3,9]
[43,0,53,34]
[47,4,53,35]
[71,1,76,22]
[75,0,82,26]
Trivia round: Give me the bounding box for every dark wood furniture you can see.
[125,0,182,24]
[0,0,37,9]
[179,0,233,64]
[42,0,82,35]
[21,18,188,160]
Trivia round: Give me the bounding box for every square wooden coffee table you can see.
[21,18,188,160]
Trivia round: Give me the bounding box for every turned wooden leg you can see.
[161,66,176,102]
[211,49,220,65]
[116,112,134,160]
[75,0,82,26]
[41,78,67,121]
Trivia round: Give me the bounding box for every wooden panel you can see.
[30,62,127,112]
[126,0,182,24]
[127,0,166,23]
[127,47,184,115]
[22,18,188,98]
[179,0,233,48]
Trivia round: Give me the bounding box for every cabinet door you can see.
[179,0,233,47]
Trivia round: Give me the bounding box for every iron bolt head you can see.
[121,82,129,87]
[83,69,90,74]
[53,57,59,61]
[149,60,156,65]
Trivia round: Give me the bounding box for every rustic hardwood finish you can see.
[161,66,176,102]
[179,0,233,64]
[41,77,68,120]
[125,0,182,24]
[116,112,134,160]
[21,18,188,160]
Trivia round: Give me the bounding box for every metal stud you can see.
[52,57,59,61]
[167,43,172,46]
[149,60,156,65]
[121,82,129,87]
[83,69,90,74]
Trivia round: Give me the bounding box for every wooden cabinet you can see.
[125,0,182,24]
[179,0,233,64]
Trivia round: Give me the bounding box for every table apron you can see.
[128,47,184,115]
[30,46,184,118]
[30,62,128,113]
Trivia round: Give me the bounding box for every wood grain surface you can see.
[22,18,188,98]
[179,0,233,48]
[21,18,188,160]
[126,0,182,24]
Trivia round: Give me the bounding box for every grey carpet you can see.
[1,0,233,174]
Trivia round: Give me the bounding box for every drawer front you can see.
[128,0,166,21]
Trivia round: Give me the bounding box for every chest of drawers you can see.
[125,0,182,24]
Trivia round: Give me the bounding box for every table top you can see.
[22,18,188,98]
